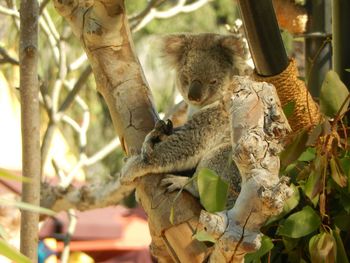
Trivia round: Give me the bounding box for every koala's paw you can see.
[161,175,189,192]
[141,119,173,162]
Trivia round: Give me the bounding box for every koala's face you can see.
[162,33,249,107]
[176,49,235,106]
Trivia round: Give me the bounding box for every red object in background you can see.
[1,177,153,263]
[40,206,153,263]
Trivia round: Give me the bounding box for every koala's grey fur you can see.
[120,33,252,208]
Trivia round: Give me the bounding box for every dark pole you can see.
[237,0,289,77]
[333,0,350,90]
[305,0,332,97]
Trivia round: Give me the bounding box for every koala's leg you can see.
[160,174,199,198]
[120,103,228,184]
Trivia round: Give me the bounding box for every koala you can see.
[120,33,252,208]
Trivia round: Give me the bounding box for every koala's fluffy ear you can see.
[161,34,189,67]
[219,35,248,59]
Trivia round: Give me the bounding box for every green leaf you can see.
[333,228,349,263]
[0,198,56,216]
[280,129,309,169]
[304,170,321,206]
[320,70,349,117]
[298,147,316,162]
[244,236,274,263]
[277,206,321,238]
[193,230,216,243]
[197,168,228,212]
[309,232,337,263]
[0,239,31,263]
[169,206,174,225]
[282,236,299,251]
[283,101,296,118]
[0,168,31,183]
[330,156,348,187]
[345,69,350,72]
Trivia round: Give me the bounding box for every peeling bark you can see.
[199,77,293,262]
[51,0,205,261]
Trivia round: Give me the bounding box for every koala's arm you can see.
[120,103,228,184]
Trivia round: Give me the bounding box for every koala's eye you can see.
[209,79,218,85]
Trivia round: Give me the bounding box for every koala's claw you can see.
[155,119,173,136]
[160,175,190,193]
[141,119,174,162]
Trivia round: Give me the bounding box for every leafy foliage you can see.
[244,71,350,262]
[0,239,31,263]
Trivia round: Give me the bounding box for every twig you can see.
[69,54,88,71]
[59,137,120,188]
[131,0,211,32]
[0,46,19,65]
[59,66,92,112]
[60,209,77,263]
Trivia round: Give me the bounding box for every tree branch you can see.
[19,0,41,259]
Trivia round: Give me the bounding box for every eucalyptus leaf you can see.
[320,70,349,117]
[309,232,337,263]
[277,206,321,238]
[0,198,55,216]
[333,228,349,263]
[197,168,228,212]
[0,168,31,183]
[298,147,316,162]
[169,206,174,225]
[245,236,274,263]
[193,230,216,243]
[282,236,299,252]
[280,129,309,169]
[304,170,322,206]
[0,239,31,263]
[330,156,347,187]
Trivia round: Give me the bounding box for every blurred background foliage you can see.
[0,0,244,183]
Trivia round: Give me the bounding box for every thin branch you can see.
[0,4,18,16]
[19,0,40,258]
[68,53,88,71]
[0,46,19,65]
[129,0,164,22]
[131,0,211,32]
[60,210,77,263]
[59,137,120,188]
[59,66,92,112]
[42,9,60,41]
[39,0,50,15]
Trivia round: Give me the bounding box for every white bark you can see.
[200,76,293,262]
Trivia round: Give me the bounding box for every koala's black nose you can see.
[188,80,203,102]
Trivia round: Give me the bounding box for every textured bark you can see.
[52,0,206,261]
[199,77,293,262]
[19,0,41,260]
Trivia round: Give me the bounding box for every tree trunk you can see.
[19,0,41,260]
[52,0,206,261]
